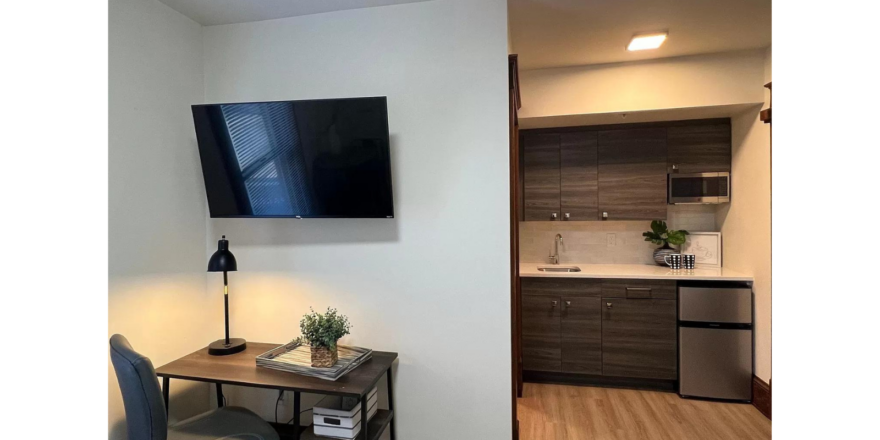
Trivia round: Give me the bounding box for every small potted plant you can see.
[643,220,689,266]
[300,307,352,368]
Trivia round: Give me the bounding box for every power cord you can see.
[288,407,313,426]
[274,390,284,424]
[275,391,317,427]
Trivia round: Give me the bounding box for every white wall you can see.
[717,46,772,382]
[108,0,211,437]
[201,1,512,439]
[519,49,766,120]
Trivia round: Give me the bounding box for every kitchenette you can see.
[514,117,762,404]
[519,263,753,401]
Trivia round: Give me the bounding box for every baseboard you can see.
[524,370,676,392]
[752,375,771,420]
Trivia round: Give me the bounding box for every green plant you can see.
[642,220,689,247]
[300,307,351,350]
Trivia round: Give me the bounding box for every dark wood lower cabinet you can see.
[521,277,678,386]
[522,279,601,374]
[561,296,601,374]
[521,293,561,372]
[601,298,677,380]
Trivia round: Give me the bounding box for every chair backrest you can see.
[110,334,168,440]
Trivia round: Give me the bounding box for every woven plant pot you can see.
[310,345,339,368]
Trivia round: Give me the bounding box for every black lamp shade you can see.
[208,235,237,272]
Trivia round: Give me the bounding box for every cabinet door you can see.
[601,299,677,379]
[560,132,598,221]
[523,133,560,221]
[521,294,561,372]
[668,123,731,173]
[561,296,602,374]
[598,128,668,220]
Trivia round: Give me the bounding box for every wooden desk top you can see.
[156,342,397,398]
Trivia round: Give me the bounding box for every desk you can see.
[156,342,398,440]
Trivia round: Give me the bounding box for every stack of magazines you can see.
[312,387,379,439]
[255,341,372,381]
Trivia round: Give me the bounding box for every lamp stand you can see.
[208,271,247,356]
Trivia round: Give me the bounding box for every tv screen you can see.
[192,97,394,218]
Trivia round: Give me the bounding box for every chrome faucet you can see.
[549,234,563,264]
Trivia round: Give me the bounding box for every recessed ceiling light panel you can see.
[627,32,668,51]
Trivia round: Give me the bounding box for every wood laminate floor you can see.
[518,383,771,440]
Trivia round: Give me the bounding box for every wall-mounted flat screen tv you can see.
[192,97,393,218]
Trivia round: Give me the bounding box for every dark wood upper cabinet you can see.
[601,298,677,380]
[522,133,561,221]
[598,128,668,220]
[561,296,602,374]
[668,124,732,174]
[560,132,598,221]
[521,119,732,222]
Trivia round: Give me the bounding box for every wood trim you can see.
[509,55,521,110]
[523,118,731,136]
[752,375,771,420]
[761,82,772,124]
[509,54,522,440]
[756,81,776,420]
[518,132,525,222]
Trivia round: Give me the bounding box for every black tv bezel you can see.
[192,96,395,219]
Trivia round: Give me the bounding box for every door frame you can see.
[761,81,776,420]
[509,54,522,440]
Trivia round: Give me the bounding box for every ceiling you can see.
[158,0,431,26]
[509,0,771,70]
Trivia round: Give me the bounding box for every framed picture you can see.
[680,232,722,268]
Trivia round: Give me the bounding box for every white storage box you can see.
[312,387,378,438]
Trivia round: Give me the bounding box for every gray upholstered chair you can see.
[110,334,280,440]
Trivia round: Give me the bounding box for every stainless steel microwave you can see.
[668,172,730,204]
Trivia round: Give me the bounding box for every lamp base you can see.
[208,338,247,356]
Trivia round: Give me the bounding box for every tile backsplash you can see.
[519,205,719,265]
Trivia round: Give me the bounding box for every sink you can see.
[537,266,581,272]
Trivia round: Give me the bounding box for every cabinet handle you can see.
[563,213,570,220]
[565,300,572,308]
[606,302,613,309]
[551,212,558,220]
[602,212,608,220]
[551,300,558,308]
[626,287,652,299]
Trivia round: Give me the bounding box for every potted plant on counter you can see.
[643,220,689,266]
[300,307,352,368]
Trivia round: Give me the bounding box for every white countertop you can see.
[520,263,753,282]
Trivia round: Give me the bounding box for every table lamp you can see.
[207,235,247,356]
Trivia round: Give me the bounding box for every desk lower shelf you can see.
[272,409,393,440]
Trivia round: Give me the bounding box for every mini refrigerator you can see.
[678,286,753,402]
